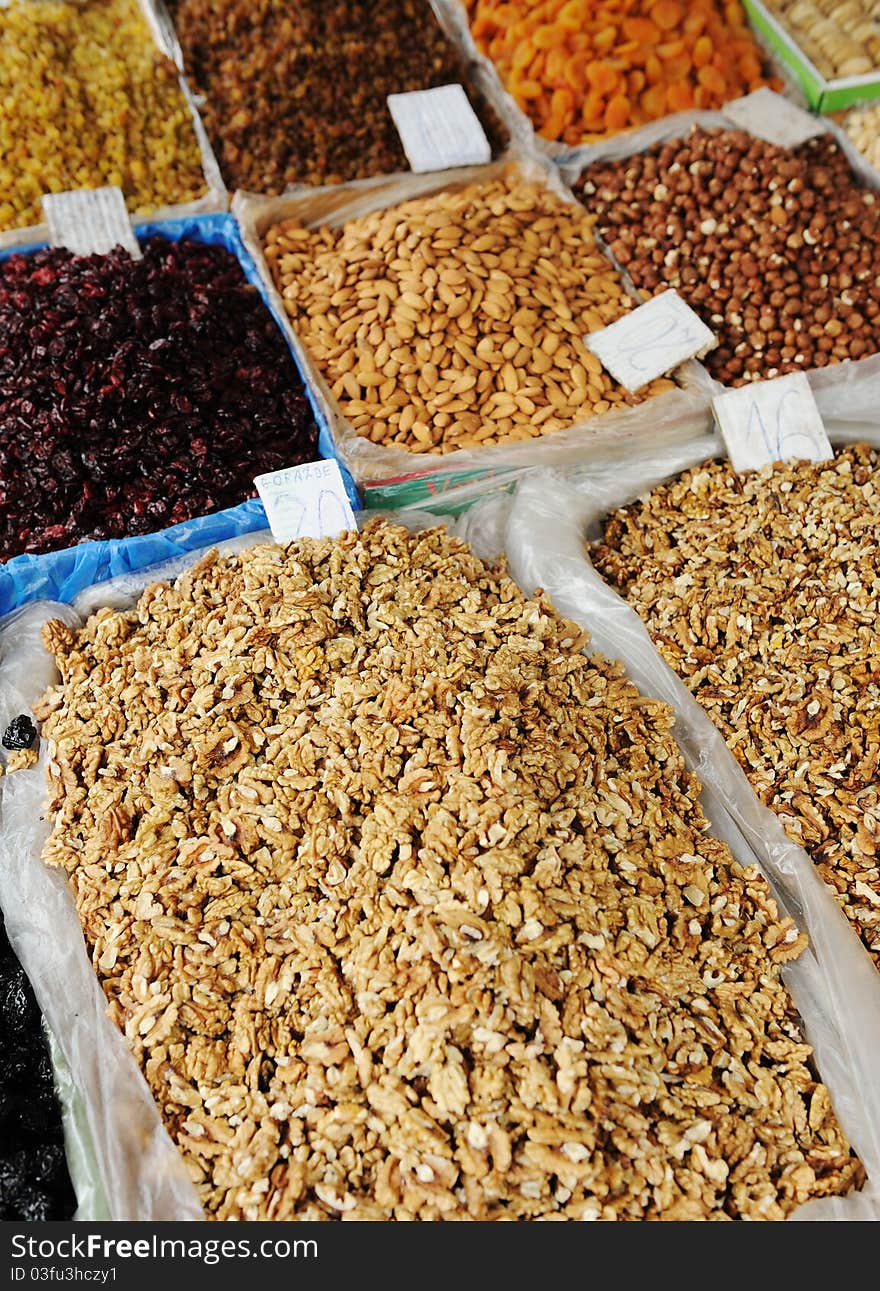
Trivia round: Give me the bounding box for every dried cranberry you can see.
[0,237,321,560]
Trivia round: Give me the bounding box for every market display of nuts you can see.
[265,173,675,455]
[165,0,506,193]
[592,446,880,970]
[764,0,880,79]
[0,0,207,233]
[839,101,880,175]
[35,521,862,1219]
[463,0,778,143]
[575,128,880,385]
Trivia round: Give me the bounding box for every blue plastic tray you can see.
[0,214,360,613]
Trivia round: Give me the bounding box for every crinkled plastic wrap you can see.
[556,93,880,413]
[476,434,880,1220]
[3,482,880,1218]
[0,0,227,253]
[233,155,714,506]
[428,0,536,158]
[0,212,359,617]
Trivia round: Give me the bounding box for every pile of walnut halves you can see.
[33,518,864,1220]
[593,444,880,973]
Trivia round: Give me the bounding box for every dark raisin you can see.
[0,236,321,561]
[0,911,76,1220]
[1,715,37,751]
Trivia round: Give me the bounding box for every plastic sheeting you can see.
[479,435,880,1221]
[2,477,880,1217]
[0,213,359,616]
[234,155,715,504]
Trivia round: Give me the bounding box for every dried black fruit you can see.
[0,913,76,1220]
[0,236,321,561]
[2,714,36,751]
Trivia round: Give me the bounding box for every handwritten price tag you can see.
[723,89,826,149]
[584,290,715,392]
[255,459,357,544]
[42,186,142,259]
[713,372,833,474]
[387,84,491,174]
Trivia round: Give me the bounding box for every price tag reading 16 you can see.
[255,459,357,544]
[712,372,833,475]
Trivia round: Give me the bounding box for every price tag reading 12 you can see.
[712,372,833,474]
[584,290,716,392]
[255,459,357,544]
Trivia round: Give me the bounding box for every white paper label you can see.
[723,88,826,148]
[42,187,142,259]
[387,84,492,174]
[584,290,715,392]
[255,459,357,544]
[713,372,833,473]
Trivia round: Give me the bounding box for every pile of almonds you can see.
[576,129,880,385]
[35,522,862,1219]
[264,173,675,455]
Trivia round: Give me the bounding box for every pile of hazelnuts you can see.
[575,128,880,386]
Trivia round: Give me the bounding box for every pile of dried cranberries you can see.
[0,237,319,560]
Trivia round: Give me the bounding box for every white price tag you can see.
[723,89,826,148]
[713,372,833,474]
[584,290,715,392]
[387,84,491,174]
[42,186,142,259]
[255,459,357,544]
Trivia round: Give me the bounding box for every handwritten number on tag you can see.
[613,304,707,373]
[746,385,821,463]
[254,459,356,543]
[584,289,715,391]
[316,489,351,540]
[713,372,833,474]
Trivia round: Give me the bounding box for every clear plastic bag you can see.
[0,601,204,1220]
[233,155,713,505]
[428,0,537,158]
[479,434,880,1219]
[556,93,880,414]
[3,483,880,1218]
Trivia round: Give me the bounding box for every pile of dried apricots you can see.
[463,0,781,143]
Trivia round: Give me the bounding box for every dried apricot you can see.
[587,61,621,95]
[693,35,714,67]
[666,79,695,111]
[604,94,632,131]
[697,64,727,96]
[652,1,684,31]
[642,83,668,116]
[623,16,659,43]
[464,0,776,141]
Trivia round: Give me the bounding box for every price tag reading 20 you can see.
[255,459,357,544]
[712,372,833,474]
[584,290,716,392]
